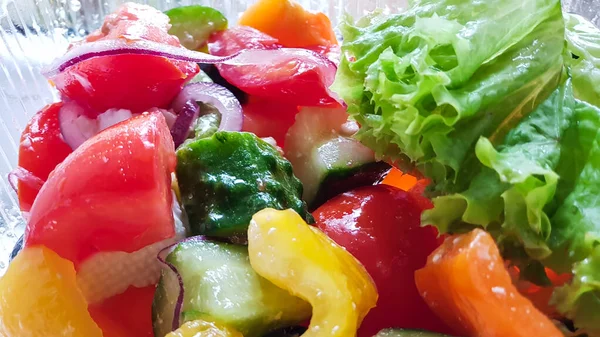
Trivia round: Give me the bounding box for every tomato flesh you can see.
[52,3,198,116]
[313,185,452,337]
[17,103,73,211]
[241,96,298,146]
[89,285,156,337]
[24,111,176,267]
[208,27,337,106]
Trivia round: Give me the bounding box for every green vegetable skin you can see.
[333,0,600,333]
[176,131,313,238]
[165,5,227,50]
[152,239,311,337]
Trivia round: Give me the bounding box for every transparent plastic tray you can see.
[0,0,598,274]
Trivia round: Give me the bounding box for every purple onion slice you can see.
[172,82,243,135]
[156,236,211,332]
[170,101,200,148]
[41,39,242,78]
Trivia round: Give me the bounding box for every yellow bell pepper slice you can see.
[248,208,378,337]
[0,246,103,337]
[166,319,242,337]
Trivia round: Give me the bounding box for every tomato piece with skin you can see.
[17,103,73,211]
[313,185,453,337]
[241,96,298,146]
[24,111,176,267]
[88,285,156,337]
[52,3,198,116]
[208,27,337,107]
[414,229,563,337]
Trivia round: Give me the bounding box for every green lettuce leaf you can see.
[422,81,600,334]
[565,13,600,107]
[423,81,575,260]
[331,0,565,187]
[552,246,600,337]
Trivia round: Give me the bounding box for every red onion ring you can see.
[41,40,341,105]
[156,236,214,332]
[170,101,200,148]
[41,39,242,78]
[8,167,45,193]
[172,82,243,134]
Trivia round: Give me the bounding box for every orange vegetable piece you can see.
[0,246,103,337]
[239,0,337,48]
[414,229,563,337]
[381,167,418,191]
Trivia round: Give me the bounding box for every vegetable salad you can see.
[1,0,599,336]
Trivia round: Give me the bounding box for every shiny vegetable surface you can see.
[16,102,72,211]
[0,246,102,337]
[238,0,337,47]
[414,229,563,337]
[176,131,312,238]
[165,5,228,50]
[52,3,199,115]
[24,111,176,267]
[166,320,243,337]
[248,208,378,337]
[314,185,451,336]
[152,237,311,337]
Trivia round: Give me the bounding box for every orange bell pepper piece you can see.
[239,0,337,48]
[414,229,563,337]
[0,246,103,337]
[381,167,418,191]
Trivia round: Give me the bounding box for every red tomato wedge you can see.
[17,103,73,211]
[89,285,156,337]
[24,111,176,267]
[52,3,198,116]
[208,27,337,107]
[415,229,563,337]
[241,96,299,146]
[314,185,452,337]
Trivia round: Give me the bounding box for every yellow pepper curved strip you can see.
[166,319,243,337]
[248,208,378,337]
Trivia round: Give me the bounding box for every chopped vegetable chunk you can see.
[0,246,102,337]
[176,131,312,238]
[414,229,563,337]
[248,208,378,337]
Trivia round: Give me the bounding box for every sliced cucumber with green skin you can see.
[375,329,457,337]
[284,107,380,209]
[311,161,391,210]
[152,238,311,337]
[165,5,227,50]
[176,131,313,238]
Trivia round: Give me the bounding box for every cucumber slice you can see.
[152,239,311,337]
[165,6,227,50]
[375,328,456,337]
[284,107,380,208]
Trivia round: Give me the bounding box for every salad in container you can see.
[1,0,600,336]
